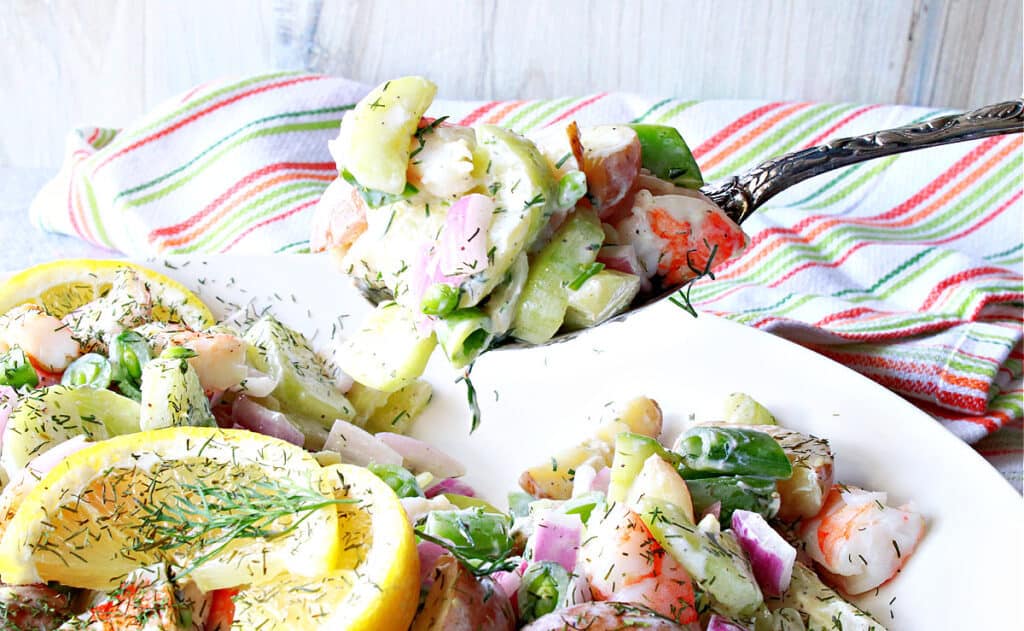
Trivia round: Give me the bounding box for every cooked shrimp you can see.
[797,485,924,595]
[63,267,152,353]
[0,304,81,372]
[579,502,700,628]
[406,122,481,200]
[309,176,369,258]
[616,189,748,285]
[135,322,247,392]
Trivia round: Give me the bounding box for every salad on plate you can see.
[0,258,924,630]
[311,76,749,391]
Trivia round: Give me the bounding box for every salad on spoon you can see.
[312,76,748,392]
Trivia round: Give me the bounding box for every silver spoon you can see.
[498,98,1024,349]
[354,99,1024,349]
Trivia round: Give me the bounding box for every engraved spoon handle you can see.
[702,99,1024,223]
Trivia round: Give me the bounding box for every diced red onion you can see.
[591,467,611,494]
[490,570,522,606]
[731,509,797,597]
[325,419,402,466]
[417,541,447,589]
[438,194,494,277]
[231,396,304,447]
[377,432,465,478]
[26,435,90,476]
[531,511,583,573]
[425,477,477,499]
[0,385,15,452]
[707,614,751,631]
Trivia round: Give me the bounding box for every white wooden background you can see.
[1,0,1021,169]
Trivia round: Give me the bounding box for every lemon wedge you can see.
[231,464,420,631]
[0,427,339,592]
[0,259,214,327]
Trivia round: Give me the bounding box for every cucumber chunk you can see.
[334,76,437,194]
[336,302,437,393]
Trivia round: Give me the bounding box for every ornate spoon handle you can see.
[703,99,1024,224]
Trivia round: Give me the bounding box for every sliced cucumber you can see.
[0,386,140,478]
[459,125,558,308]
[244,316,355,427]
[564,269,641,330]
[511,209,604,344]
[336,302,437,393]
[334,76,437,194]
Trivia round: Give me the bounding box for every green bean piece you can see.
[627,124,704,189]
[556,170,588,210]
[0,347,39,389]
[519,561,572,623]
[420,283,462,317]
[435,308,493,369]
[675,427,793,480]
[108,330,152,399]
[687,475,781,527]
[61,353,113,389]
[368,463,423,498]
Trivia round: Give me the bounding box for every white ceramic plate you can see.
[151,254,1021,629]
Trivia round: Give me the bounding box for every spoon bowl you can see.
[353,99,1024,350]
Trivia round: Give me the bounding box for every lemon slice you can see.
[231,464,420,631]
[0,427,339,592]
[0,259,214,327]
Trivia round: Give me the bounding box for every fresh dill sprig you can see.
[132,475,354,579]
[668,240,719,318]
[413,528,518,577]
[457,365,482,433]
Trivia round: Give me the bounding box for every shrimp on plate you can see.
[797,485,925,595]
[579,502,700,629]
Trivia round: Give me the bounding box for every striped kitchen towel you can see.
[28,73,1023,490]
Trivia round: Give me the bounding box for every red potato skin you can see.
[0,584,73,630]
[566,123,643,216]
[411,555,516,631]
[521,601,690,631]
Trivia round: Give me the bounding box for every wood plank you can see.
[0,0,145,168]
[142,0,277,109]
[2,0,1021,170]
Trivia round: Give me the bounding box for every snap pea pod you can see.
[420,508,513,568]
[108,331,151,400]
[511,208,604,344]
[0,347,38,389]
[627,124,704,189]
[518,561,572,623]
[435,308,493,369]
[674,426,793,480]
[636,496,764,620]
[687,475,781,527]
[368,463,423,498]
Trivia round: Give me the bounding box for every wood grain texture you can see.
[1,0,1020,168]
